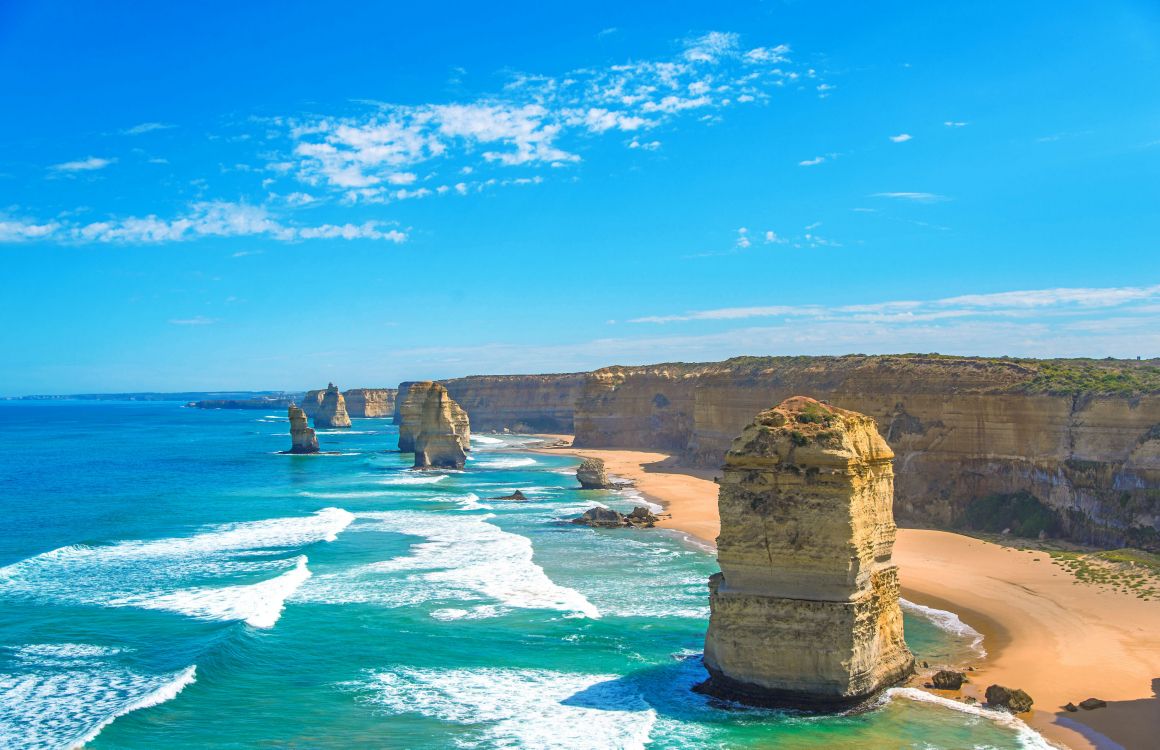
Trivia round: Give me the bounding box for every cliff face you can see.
[396,382,470,455]
[573,356,1160,549]
[301,389,325,418]
[286,404,319,454]
[701,397,913,707]
[402,383,470,469]
[313,384,352,429]
[343,388,396,418]
[440,373,587,433]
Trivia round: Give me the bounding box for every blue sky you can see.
[1,0,1158,394]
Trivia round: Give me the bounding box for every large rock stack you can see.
[286,404,319,454]
[699,396,913,708]
[397,381,470,454]
[313,383,352,429]
[397,383,471,469]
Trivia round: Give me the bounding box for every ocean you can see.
[0,401,1048,749]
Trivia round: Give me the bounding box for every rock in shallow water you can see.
[931,670,965,690]
[571,506,659,528]
[985,684,1034,713]
[286,404,319,454]
[698,396,914,709]
[576,457,614,489]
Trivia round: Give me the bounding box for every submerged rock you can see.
[931,670,965,690]
[698,396,914,709]
[985,684,1034,713]
[313,383,352,429]
[571,506,659,528]
[285,404,319,454]
[576,457,614,489]
[397,381,470,454]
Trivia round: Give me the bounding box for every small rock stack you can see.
[313,383,352,429]
[286,404,319,454]
[576,457,614,489]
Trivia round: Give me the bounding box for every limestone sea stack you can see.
[699,396,914,708]
[397,381,470,454]
[286,404,319,454]
[576,457,614,489]
[408,383,471,469]
[313,383,352,429]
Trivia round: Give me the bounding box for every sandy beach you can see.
[532,438,1160,750]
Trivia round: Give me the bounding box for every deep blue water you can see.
[0,401,1045,749]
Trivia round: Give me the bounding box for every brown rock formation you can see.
[576,457,614,489]
[343,388,397,418]
[440,373,587,433]
[571,506,659,528]
[301,389,325,418]
[396,382,469,453]
[313,384,352,429]
[985,684,1034,713]
[401,383,470,469]
[699,396,914,708]
[286,404,319,454]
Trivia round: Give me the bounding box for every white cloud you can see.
[0,202,407,245]
[872,192,948,202]
[943,121,968,128]
[889,133,913,143]
[122,122,174,136]
[630,284,1160,325]
[628,138,661,150]
[799,155,825,166]
[735,227,750,249]
[169,316,217,326]
[50,156,116,172]
[764,230,783,243]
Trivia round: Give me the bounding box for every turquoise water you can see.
[0,402,1044,749]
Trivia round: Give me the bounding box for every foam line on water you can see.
[900,599,986,656]
[112,556,311,628]
[376,474,448,486]
[471,456,537,469]
[298,511,598,618]
[470,434,505,445]
[359,667,655,750]
[888,688,1056,750]
[0,651,196,750]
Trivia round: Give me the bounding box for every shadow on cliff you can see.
[1049,677,1160,750]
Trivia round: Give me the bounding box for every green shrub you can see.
[960,492,1062,539]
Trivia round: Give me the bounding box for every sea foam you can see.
[471,456,537,469]
[359,667,655,750]
[0,648,196,750]
[900,598,986,656]
[888,688,1055,750]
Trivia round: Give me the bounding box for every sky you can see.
[1,0,1158,394]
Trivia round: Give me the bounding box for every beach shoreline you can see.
[528,436,1160,750]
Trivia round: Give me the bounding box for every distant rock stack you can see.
[699,396,914,709]
[301,389,325,418]
[313,383,352,429]
[576,457,614,489]
[286,404,319,454]
[403,383,471,469]
[397,381,470,454]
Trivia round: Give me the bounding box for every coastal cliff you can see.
[701,397,913,707]
[572,356,1160,549]
[343,388,396,418]
[441,373,587,433]
[313,384,352,429]
[397,382,470,454]
[400,383,470,469]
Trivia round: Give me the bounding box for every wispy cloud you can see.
[280,32,807,203]
[169,316,217,326]
[50,156,116,172]
[122,122,175,136]
[0,202,406,245]
[943,121,968,128]
[630,283,1160,324]
[799,155,825,166]
[889,133,912,143]
[872,191,947,203]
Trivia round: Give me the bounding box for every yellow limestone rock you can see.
[407,383,470,469]
[313,383,352,429]
[286,404,319,454]
[699,396,914,708]
[397,382,470,455]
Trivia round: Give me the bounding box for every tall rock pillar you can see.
[314,383,352,429]
[699,396,913,708]
[286,404,320,454]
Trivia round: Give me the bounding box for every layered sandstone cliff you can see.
[573,356,1160,549]
[397,382,470,455]
[313,384,352,429]
[286,404,319,454]
[701,397,914,707]
[343,388,396,418]
[404,384,471,469]
[441,373,587,433]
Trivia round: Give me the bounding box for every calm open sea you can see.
[0,401,1048,749]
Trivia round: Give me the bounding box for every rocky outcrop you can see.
[301,389,326,418]
[313,384,352,429]
[985,685,1034,713]
[699,397,914,708]
[343,388,396,417]
[397,382,470,454]
[286,404,319,454]
[494,490,528,501]
[571,506,659,528]
[931,670,966,690]
[576,458,614,489]
[397,383,471,469]
[571,356,1160,550]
